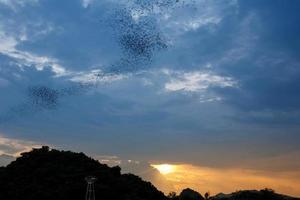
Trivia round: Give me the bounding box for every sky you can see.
[0,0,300,197]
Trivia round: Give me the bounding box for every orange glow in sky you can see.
[150,164,300,197]
[152,164,176,175]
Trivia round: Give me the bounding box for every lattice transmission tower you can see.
[85,176,97,200]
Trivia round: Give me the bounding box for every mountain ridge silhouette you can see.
[0,146,299,200]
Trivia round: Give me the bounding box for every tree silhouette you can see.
[168,191,178,200]
[0,146,166,200]
[205,191,210,200]
[179,188,204,200]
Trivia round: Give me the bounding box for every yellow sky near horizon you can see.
[1,135,299,197]
[151,164,300,197]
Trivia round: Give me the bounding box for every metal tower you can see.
[85,176,97,200]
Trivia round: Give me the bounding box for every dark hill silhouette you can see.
[167,189,299,200]
[0,146,166,200]
[0,147,299,200]
[210,189,300,200]
[179,188,204,200]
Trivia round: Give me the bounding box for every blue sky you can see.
[0,0,300,195]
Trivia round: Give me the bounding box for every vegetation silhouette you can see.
[205,191,210,200]
[0,147,299,200]
[0,146,165,200]
[210,189,300,200]
[179,188,204,200]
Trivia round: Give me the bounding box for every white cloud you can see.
[0,0,38,10]
[0,26,126,85]
[0,30,127,87]
[157,0,238,37]
[94,155,122,165]
[167,16,222,33]
[0,31,18,51]
[164,70,237,92]
[199,96,222,103]
[0,30,68,76]
[111,0,237,36]
[81,0,94,8]
[0,134,42,157]
[69,69,127,84]
[183,16,222,31]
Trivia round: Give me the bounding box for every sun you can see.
[152,164,176,175]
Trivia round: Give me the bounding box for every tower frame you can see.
[85,176,97,200]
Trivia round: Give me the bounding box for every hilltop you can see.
[0,147,299,200]
[210,189,300,200]
[0,146,166,200]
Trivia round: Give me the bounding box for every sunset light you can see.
[149,164,300,197]
[152,164,176,175]
[1,0,300,199]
